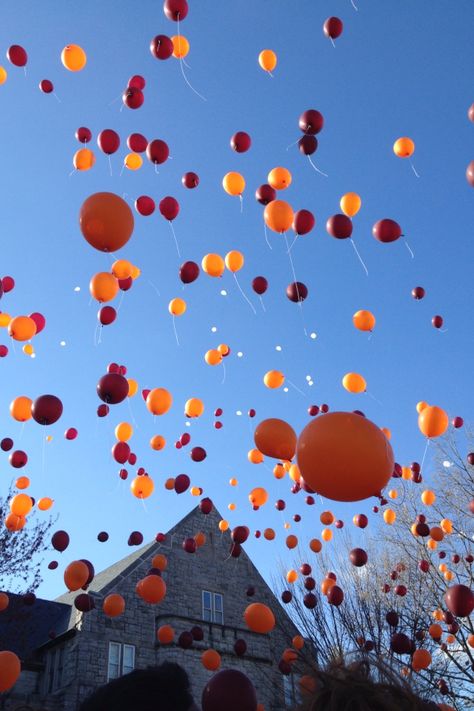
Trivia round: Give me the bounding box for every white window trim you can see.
[107,642,136,681]
[202,590,224,624]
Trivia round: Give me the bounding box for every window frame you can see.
[107,642,136,682]
[46,646,66,693]
[202,590,224,625]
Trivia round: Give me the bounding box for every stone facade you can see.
[2,505,300,711]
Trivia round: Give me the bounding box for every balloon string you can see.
[42,433,46,475]
[264,222,272,250]
[97,325,103,345]
[127,397,138,430]
[221,361,226,385]
[148,280,161,297]
[168,221,181,257]
[172,316,180,346]
[178,57,207,102]
[285,136,301,151]
[410,160,420,178]
[307,155,328,177]
[233,273,257,315]
[404,239,415,259]
[68,167,77,178]
[93,322,100,346]
[350,0,359,9]
[330,38,336,49]
[154,164,160,175]
[116,290,125,313]
[284,232,308,336]
[19,422,25,443]
[239,194,244,213]
[267,71,274,79]
[119,163,125,177]
[420,439,430,472]
[53,92,62,104]
[350,239,369,276]
[259,295,266,313]
[366,390,383,406]
[108,94,122,106]
[108,155,113,177]
[286,379,306,397]
[287,235,298,253]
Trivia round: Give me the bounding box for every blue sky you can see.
[0,0,473,600]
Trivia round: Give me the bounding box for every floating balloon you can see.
[268,167,292,191]
[64,561,89,591]
[135,196,155,216]
[342,373,367,394]
[76,127,92,143]
[418,406,449,438]
[225,250,244,272]
[259,49,277,73]
[292,209,315,235]
[254,418,297,461]
[445,584,474,618]
[185,397,204,418]
[99,306,116,325]
[7,45,28,67]
[90,272,119,303]
[353,310,375,332]
[231,132,251,152]
[150,34,174,60]
[326,214,352,239]
[286,282,308,302]
[124,153,143,170]
[393,137,415,158]
[264,200,294,233]
[61,44,87,71]
[340,193,361,217]
[252,276,268,295]
[0,651,21,692]
[171,35,189,59]
[32,395,63,425]
[10,396,32,422]
[123,87,144,110]
[263,370,284,389]
[130,476,154,499]
[255,184,276,205]
[244,602,275,633]
[73,148,95,171]
[80,193,134,252]
[39,79,54,94]
[169,297,186,316]
[466,160,474,187]
[372,219,402,243]
[164,0,189,21]
[97,373,129,404]
[179,261,200,283]
[159,196,180,221]
[202,669,257,711]
[8,316,36,342]
[146,388,172,415]
[223,172,245,196]
[324,17,343,40]
[202,254,225,277]
[299,135,317,155]
[51,530,70,552]
[299,109,324,134]
[182,171,199,188]
[98,129,120,155]
[147,139,170,165]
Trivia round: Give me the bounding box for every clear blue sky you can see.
[0,0,473,599]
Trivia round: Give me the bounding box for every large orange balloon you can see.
[150,435,166,450]
[225,250,244,272]
[393,137,415,158]
[264,200,294,233]
[254,418,297,460]
[103,594,125,617]
[61,44,87,71]
[10,396,32,422]
[418,406,449,438]
[342,372,367,393]
[112,259,133,279]
[263,370,285,389]
[352,310,375,332]
[171,35,189,58]
[64,560,90,591]
[268,167,292,190]
[73,148,95,171]
[202,254,225,277]
[258,50,277,72]
[0,651,21,692]
[340,192,361,217]
[202,649,221,671]
[249,487,268,507]
[89,272,119,303]
[115,422,133,441]
[169,297,187,316]
[244,602,275,633]
[146,388,172,415]
[10,494,33,517]
[130,476,154,499]
[137,575,166,604]
[297,412,394,502]
[8,316,37,342]
[157,625,174,644]
[80,192,134,252]
[185,397,204,417]
[222,172,245,196]
[4,513,26,531]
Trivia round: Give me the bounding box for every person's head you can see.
[79,662,197,711]
[297,659,440,711]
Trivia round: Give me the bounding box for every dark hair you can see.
[297,660,440,711]
[78,662,195,711]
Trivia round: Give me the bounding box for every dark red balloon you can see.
[255,184,276,205]
[412,286,425,300]
[97,129,120,155]
[180,432,191,446]
[391,632,412,655]
[127,133,148,153]
[128,531,143,546]
[286,281,308,303]
[281,591,292,603]
[112,442,130,464]
[372,219,402,243]
[191,626,204,641]
[150,34,174,60]
[202,669,257,711]
[179,261,200,284]
[386,611,399,627]
[119,277,133,291]
[432,315,443,329]
[135,196,155,216]
[174,474,191,494]
[191,446,206,462]
[304,593,316,608]
[98,306,116,326]
[299,135,318,155]
[350,548,368,567]
[326,214,353,239]
[182,171,199,189]
[232,526,249,544]
[2,276,15,292]
[122,87,144,110]
[183,537,197,553]
[248,409,256,418]
[74,593,95,612]
[199,498,213,514]
[48,561,58,570]
[39,79,53,94]
[146,139,169,165]
[97,373,129,404]
[252,276,268,295]
[65,427,78,440]
[7,45,28,67]
[0,345,7,358]
[97,404,110,417]
[159,196,180,221]
[415,523,429,538]
[299,109,324,135]
[324,17,344,40]
[445,584,474,617]
[178,631,193,648]
[32,395,63,425]
[354,514,368,529]
[9,450,27,468]
[452,416,463,428]
[29,312,46,334]
[1,437,13,451]
[231,132,251,153]
[127,75,145,90]
[76,127,92,144]
[308,405,319,417]
[234,639,247,656]
[328,585,344,606]
[164,0,189,21]
[52,530,69,553]
[80,559,95,587]
[292,209,315,235]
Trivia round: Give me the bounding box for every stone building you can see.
[0,504,301,710]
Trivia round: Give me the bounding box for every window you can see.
[46,647,65,692]
[202,591,224,624]
[107,642,136,681]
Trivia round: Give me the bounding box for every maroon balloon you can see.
[79,559,95,587]
[466,161,474,187]
[150,34,174,60]
[1,437,13,451]
[452,416,463,428]
[386,611,399,627]
[372,219,402,243]
[326,214,353,239]
[395,585,407,597]
[350,548,368,567]
[135,195,155,217]
[122,87,144,110]
[119,277,133,291]
[182,171,199,189]
[97,129,120,155]
[300,563,312,577]
[128,531,143,546]
[52,530,69,553]
[234,639,247,656]
[390,632,412,655]
[191,625,204,641]
[98,306,116,326]
[7,45,28,67]
[255,184,276,205]
[97,373,129,404]
[432,315,443,329]
[146,139,169,165]
[74,593,95,612]
[199,498,213,514]
[76,127,92,144]
[127,75,145,90]
[97,404,109,417]
[299,135,318,155]
[324,17,344,40]
[9,450,27,468]
[230,542,242,556]
[183,537,197,554]
[159,196,180,221]
[248,408,256,417]
[0,345,7,358]
[112,442,130,464]
[328,585,344,606]
[178,631,193,649]
[2,276,15,292]
[164,0,189,21]
[191,446,206,462]
[180,432,191,446]
[127,134,147,154]
[281,590,292,604]
[48,561,58,570]
[445,584,474,617]
[202,669,257,711]
[412,286,425,300]
[29,312,46,334]
[286,281,308,303]
[231,131,251,153]
[468,453,474,466]
[179,261,200,284]
[299,109,324,135]
[252,276,268,295]
[292,209,315,235]
[174,474,190,494]
[308,405,319,417]
[304,593,316,608]
[65,427,78,440]
[354,514,368,529]
[39,79,53,94]
[32,395,63,425]
[232,526,249,544]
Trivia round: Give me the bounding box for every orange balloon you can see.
[263,528,275,540]
[340,192,361,217]
[342,372,367,393]
[381,427,391,440]
[194,531,206,547]
[427,539,437,551]
[10,494,32,517]
[202,649,221,671]
[258,49,277,72]
[165,478,175,490]
[320,511,334,526]
[150,435,166,451]
[416,401,428,414]
[393,137,415,158]
[297,412,394,502]
[10,396,32,422]
[273,463,285,479]
[428,623,442,639]
[124,153,143,171]
[171,35,189,58]
[61,44,87,71]
[0,313,11,327]
[225,250,244,272]
[130,476,154,499]
[15,476,30,490]
[89,272,119,303]
[202,253,225,277]
[293,635,304,650]
[152,554,167,571]
[111,259,133,279]
[286,535,298,550]
[352,310,375,332]
[321,577,336,595]
[8,316,37,342]
[169,298,187,316]
[73,148,95,171]
[418,405,449,438]
[218,520,229,532]
[254,418,297,461]
[282,648,298,664]
[0,592,9,611]
[217,343,230,356]
[402,466,411,480]
[115,422,133,441]
[249,487,268,506]
[0,651,21,692]
[185,397,204,418]
[80,192,134,253]
[244,603,275,633]
[37,497,53,511]
[137,575,166,604]
[467,634,474,649]
[157,625,174,644]
[5,513,26,531]
[421,489,436,506]
[440,519,453,534]
[289,464,300,482]
[205,349,223,366]
[268,167,292,190]
[146,388,172,415]
[64,560,90,591]
[309,538,322,553]
[103,594,125,617]
[321,528,333,542]
[127,378,138,397]
[222,172,245,196]
[263,370,285,388]
[248,448,264,464]
[429,526,444,542]
[383,509,396,525]
[412,649,431,671]
[264,200,294,233]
